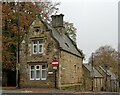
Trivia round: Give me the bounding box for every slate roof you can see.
[99,66,110,76]
[99,66,118,80]
[47,24,83,58]
[107,70,118,80]
[83,64,103,78]
[29,15,84,58]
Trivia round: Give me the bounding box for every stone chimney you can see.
[51,14,64,36]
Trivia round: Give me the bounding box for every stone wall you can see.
[59,51,83,87]
[19,17,59,88]
[82,65,104,91]
[82,65,92,91]
[95,66,111,91]
[19,16,83,88]
[94,78,103,91]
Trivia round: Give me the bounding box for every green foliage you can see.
[2,1,59,71]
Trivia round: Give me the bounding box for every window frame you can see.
[32,40,44,54]
[30,65,47,81]
[35,65,41,80]
[41,65,47,80]
[38,43,44,54]
[33,41,38,54]
[30,65,35,80]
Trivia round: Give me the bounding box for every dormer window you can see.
[32,40,44,54]
[65,43,69,48]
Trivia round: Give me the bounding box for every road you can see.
[1,90,120,95]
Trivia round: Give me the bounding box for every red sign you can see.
[52,60,59,67]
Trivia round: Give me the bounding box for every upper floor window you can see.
[33,40,44,54]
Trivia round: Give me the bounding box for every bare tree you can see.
[64,21,77,42]
[89,45,118,74]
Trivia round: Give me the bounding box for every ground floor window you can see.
[30,65,47,80]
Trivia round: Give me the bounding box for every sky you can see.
[56,0,119,62]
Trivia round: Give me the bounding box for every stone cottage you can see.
[19,14,84,88]
[107,70,119,92]
[98,66,119,92]
[82,64,104,91]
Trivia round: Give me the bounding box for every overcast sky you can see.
[57,0,119,62]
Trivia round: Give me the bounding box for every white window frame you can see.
[30,65,47,81]
[38,43,44,54]
[35,65,40,80]
[30,65,35,80]
[41,65,47,80]
[33,41,38,54]
[32,41,44,54]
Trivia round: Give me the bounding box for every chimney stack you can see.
[51,14,64,36]
[51,14,64,28]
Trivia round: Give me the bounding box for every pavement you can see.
[1,87,120,95]
[2,87,73,93]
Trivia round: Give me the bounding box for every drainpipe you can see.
[58,50,61,89]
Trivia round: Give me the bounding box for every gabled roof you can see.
[107,70,118,80]
[28,15,84,58]
[83,64,103,78]
[47,24,84,58]
[99,66,118,80]
[99,66,110,76]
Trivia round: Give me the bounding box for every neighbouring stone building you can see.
[98,66,119,92]
[107,70,119,92]
[19,14,84,88]
[82,64,104,91]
